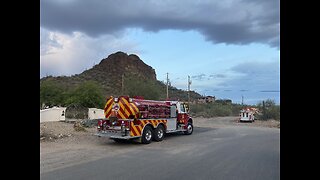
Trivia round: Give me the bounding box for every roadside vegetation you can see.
[40,80,105,109]
[189,102,243,117]
[40,80,279,121]
[190,99,280,121]
[256,99,280,120]
[40,78,202,109]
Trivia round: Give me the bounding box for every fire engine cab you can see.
[239,107,257,122]
[95,96,193,144]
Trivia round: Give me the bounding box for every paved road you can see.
[40,124,280,180]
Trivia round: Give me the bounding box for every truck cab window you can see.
[170,105,177,117]
[180,105,185,113]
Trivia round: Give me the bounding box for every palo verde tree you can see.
[123,76,161,100]
[65,81,105,109]
[40,81,65,108]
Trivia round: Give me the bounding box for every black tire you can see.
[153,125,165,142]
[184,122,193,135]
[141,126,153,144]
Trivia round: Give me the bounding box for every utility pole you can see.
[188,75,191,103]
[121,74,124,95]
[166,73,169,99]
[242,95,244,105]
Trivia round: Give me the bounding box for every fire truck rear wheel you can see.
[141,126,153,144]
[153,125,165,142]
[184,123,193,135]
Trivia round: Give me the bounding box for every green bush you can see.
[40,81,65,108]
[40,80,105,109]
[124,77,161,100]
[66,81,105,108]
[256,99,280,120]
[189,102,241,117]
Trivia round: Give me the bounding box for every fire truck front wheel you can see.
[153,125,165,142]
[141,126,153,144]
[184,123,193,135]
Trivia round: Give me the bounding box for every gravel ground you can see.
[40,117,279,144]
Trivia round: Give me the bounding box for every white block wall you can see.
[88,108,105,119]
[40,107,67,123]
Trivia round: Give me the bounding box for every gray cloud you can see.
[41,0,279,47]
[192,74,206,81]
[209,74,227,79]
[231,61,279,77]
[229,61,280,90]
[40,28,63,55]
[193,61,279,104]
[40,28,140,78]
[194,61,279,92]
[259,90,280,92]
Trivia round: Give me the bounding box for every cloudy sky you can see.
[40,0,280,105]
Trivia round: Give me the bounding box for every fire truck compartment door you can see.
[166,118,177,131]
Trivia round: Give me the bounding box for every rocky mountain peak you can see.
[97,51,156,81]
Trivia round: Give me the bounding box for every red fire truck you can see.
[95,96,193,144]
[239,107,259,122]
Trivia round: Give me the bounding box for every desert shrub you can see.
[256,99,280,120]
[74,122,87,132]
[189,102,239,117]
[65,104,88,119]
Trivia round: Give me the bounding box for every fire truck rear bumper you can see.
[94,131,137,139]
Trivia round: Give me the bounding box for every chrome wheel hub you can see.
[157,129,163,138]
[187,125,192,133]
[145,130,152,141]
